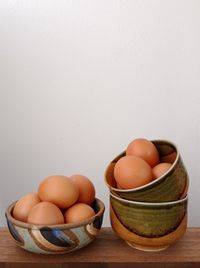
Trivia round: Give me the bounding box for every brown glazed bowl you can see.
[110,192,188,251]
[5,198,105,254]
[105,140,189,202]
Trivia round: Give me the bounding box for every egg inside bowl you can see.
[5,198,105,254]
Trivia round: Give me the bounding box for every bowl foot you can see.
[126,241,169,252]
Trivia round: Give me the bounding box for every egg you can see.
[116,183,123,189]
[161,152,177,164]
[12,193,40,222]
[70,174,95,205]
[126,138,160,167]
[27,201,64,225]
[152,163,172,179]
[38,175,79,209]
[114,155,154,189]
[64,203,95,224]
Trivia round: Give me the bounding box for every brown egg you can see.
[152,163,172,179]
[70,174,95,205]
[116,182,124,189]
[161,152,177,164]
[114,155,154,189]
[12,193,40,222]
[27,201,64,225]
[38,175,79,209]
[64,203,95,224]
[126,138,160,167]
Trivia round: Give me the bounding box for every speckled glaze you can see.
[5,198,105,254]
[105,140,189,202]
[110,192,188,251]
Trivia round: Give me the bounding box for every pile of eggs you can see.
[13,174,96,225]
[114,138,177,189]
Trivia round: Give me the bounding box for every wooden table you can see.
[0,227,199,268]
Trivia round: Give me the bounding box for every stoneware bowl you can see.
[105,140,189,202]
[5,198,105,254]
[110,192,188,251]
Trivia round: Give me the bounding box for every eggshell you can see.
[70,174,95,205]
[116,183,124,189]
[114,155,154,189]
[126,138,160,167]
[64,203,95,224]
[152,163,172,179]
[12,193,40,222]
[27,201,64,225]
[38,175,79,209]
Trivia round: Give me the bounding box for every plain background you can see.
[0,0,200,227]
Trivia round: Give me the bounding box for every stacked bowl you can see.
[104,139,189,251]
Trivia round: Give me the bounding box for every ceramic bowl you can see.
[110,192,188,251]
[105,140,189,202]
[5,198,105,254]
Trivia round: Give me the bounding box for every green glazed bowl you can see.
[105,140,189,202]
[110,192,188,251]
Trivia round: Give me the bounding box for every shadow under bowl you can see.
[105,139,189,202]
[5,198,105,254]
[110,192,188,251]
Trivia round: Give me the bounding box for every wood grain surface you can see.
[0,227,199,268]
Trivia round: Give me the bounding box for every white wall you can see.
[0,0,200,227]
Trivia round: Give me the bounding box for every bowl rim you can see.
[110,191,188,206]
[5,198,105,230]
[104,139,187,193]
